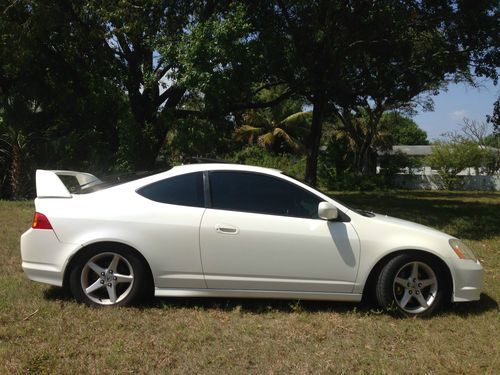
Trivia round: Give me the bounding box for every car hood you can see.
[361,211,453,240]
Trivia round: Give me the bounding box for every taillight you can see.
[32,212,53,230]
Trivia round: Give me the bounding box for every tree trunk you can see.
[352,131,376,175]
[305,95,326,186]
[9,145,23,200]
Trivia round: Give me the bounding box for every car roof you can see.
[171,163,282,175]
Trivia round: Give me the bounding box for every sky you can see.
[413,79,499,141]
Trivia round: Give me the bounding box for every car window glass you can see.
[210,172,321,218]
[137,172,204,207]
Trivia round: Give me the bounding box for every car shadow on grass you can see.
[44,287,497,317]
[446,293,499,317]
[151,293,499,317]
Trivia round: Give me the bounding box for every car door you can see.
[135,171,206,289]
[199,171,360,293]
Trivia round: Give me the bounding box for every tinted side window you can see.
[210,172,321,218]
[137,172,204,207]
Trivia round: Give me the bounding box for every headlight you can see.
[449,239,477,260]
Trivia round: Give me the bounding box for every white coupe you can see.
[20,164,484,316]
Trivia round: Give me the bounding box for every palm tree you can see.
[0,99,42,199]
[0,123,35,200]
[235,109,311,154]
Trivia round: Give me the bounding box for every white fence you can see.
[392,174,500,191]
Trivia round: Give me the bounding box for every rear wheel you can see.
[69,247,146,306]
[376,254,448,316]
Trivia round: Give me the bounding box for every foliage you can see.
[378,113,429,146]
[317,125,384,191]
[320,170,387,192]
[234,89,311,155]
[0,1,499,197]
[229,146,306,180]
[481,148,500,176]
[378,151,423,184]
[486,96,499,134]
[426,141,487,190]
[317,111,427,189]
[0,0,127,197]
[249,0,499,182]
[441,117,500,177]
[162,115,234,166]
[0,121,35,199]
[318,126,354,189]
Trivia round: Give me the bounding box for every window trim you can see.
[202,171,212,207]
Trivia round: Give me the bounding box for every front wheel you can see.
[376,254,448,316]
[69,248,146,306]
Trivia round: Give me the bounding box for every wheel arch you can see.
[62,241,154,292]
[361,249,454,303]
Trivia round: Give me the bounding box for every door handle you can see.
[215,224,239,235]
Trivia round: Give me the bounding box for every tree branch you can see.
[231,90,294,111]
[251,81,287,96]
[155,63,173,80]
[116,33,132,59]
[158,86,186,109]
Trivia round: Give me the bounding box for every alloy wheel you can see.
[80,252,135,305]
[392,261,438,314]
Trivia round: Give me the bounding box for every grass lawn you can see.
[0,191,499,374]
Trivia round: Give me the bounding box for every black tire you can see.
[69,246,148,307]
[375,253,449,317]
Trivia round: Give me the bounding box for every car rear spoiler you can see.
[36,170,102,198]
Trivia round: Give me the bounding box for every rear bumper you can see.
[21,261,63,286]
[20,228,78,287]
[449,258,484,302]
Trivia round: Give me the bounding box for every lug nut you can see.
[101,272,105,276]
[113,276,117,281]
[107,283,112,287]
[418,283,422,287]
[108,270,113,274]
[100,280,104,284]
[409,290,413,295]
[407,282,411,287]
[416,291,420,295]
[413,278,417,282]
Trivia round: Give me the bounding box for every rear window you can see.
[136,172,204,207]
[74,169,172,194]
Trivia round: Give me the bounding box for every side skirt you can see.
[154,288,362,302]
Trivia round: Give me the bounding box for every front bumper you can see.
[20,228,78,287]
[449,258,484,302]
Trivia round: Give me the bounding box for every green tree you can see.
[235,111,311,154]
[87,1,269,169]
[0,0,126,198]
[378,113,428,146]
[426,141,485,190]
[487,96,499,135]
[249,0,499,184]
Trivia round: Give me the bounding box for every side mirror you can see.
[318,201,338,220]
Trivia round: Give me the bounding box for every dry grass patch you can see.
[0,193,499,374]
